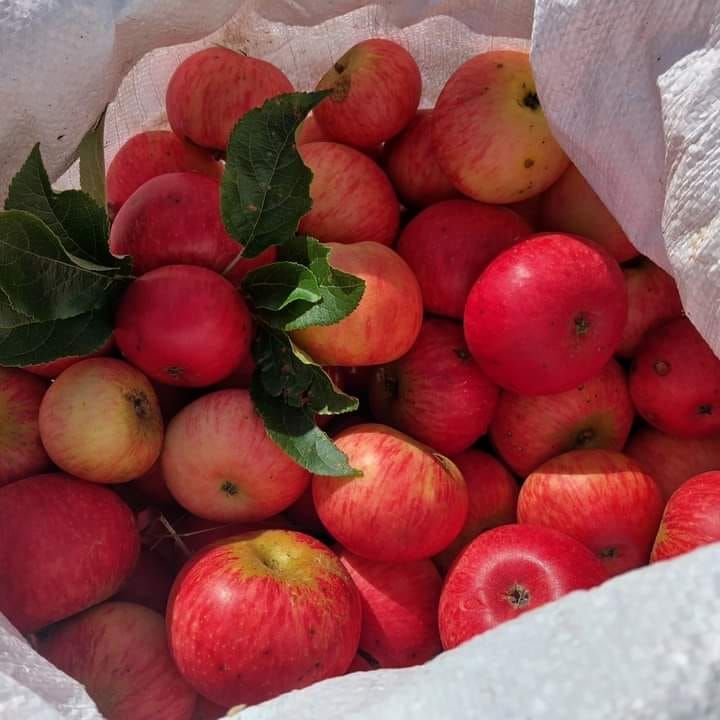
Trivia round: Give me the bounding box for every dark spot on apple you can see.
[314,661,321,669]
[453,346,471,361]
[599,546,619,558]
[220,480,239,496]
[698,404,713,415]
[574,313,591,336]
[218,663,227,672]
[125,390,151,420]
[504,583,530,609]
[334,61,346,74]
[524,158,535,168]
[523,91,540,110]
[653,360,671,376]
[496,63,504,69]
[166,366,184,379]
[574,428,595,447]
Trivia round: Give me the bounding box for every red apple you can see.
[291,242,423,366]
[167,529,361,707]
[39,358,163,483]
[432,50,569,203]
[39,602,196,720]
[617,257,683,357]
[518,449,664,575]
[284,486,327,536]
[0,473,139,632]
[0,367,50,487]
[313,424,468,562]
[166,47,294,152]
[383,109,458,208]
[369,318,499,454]
[162,389,310,522]
[314,39,421,148]
[338,549,442,667]
[296,113,332,145]
[464,233,627,395]
[396,199,532,319]
[113,548,176,614]
[629,317,720,437]
[651,471,720,562]
[490,359,635,476]
[625,425,720,500]
[438,524,608,648]
[434,450,519,574]
[25,334,115,379]
[115,265,252,388]
[540,163,638,262]
[106,130,221,218]
[297,142,399,246]
[109,173,276,285]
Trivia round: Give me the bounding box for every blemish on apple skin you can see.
[524,158,535,169]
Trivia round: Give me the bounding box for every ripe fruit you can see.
[291,242,423,366]
[297,142,400,246]
[0,367,50,487]
[617,258,683,357]
[540,163,638,262]
[396,199,531,318]
[383,109,458,207]
[625,426,720,500]
[433,50,569,203]
[167,530,361,707]
[114,549,176,614]
[651,471,720,561]
[115,265,252,387]
[109,173,275,284]
[162,389,310,522]
[629,318,720,437]
[106,130,221,217]
[464,233,627,395]
[490,359,635,476]
[434,451,519,574]
[39,602,196,720]
[0,473,139,632]
[338,549,442,667]
[518,449,664,575]
[296,113,332,145]
[438,524,608,648]
[313,424,468,562]
[369,318,499,455]
[166,47,294,152]
[314,38,421,148]
[39,358,163,483]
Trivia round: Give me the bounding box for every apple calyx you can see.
[220,480,240,497]
[574,427,596,447]
[505,583,531,609]
[653,360,671,376]
[522,91,540,110]
[124,390,153,420]
[574,312,591,336]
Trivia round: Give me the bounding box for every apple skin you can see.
[166,529,362,707]
[314,38,421,148]
[396,199,532,319]
[39,358,163,484]
[115,265,253,388]
[25,334,115,379]
[0,473,140,633]
[383,109,458,208]
[109,173,276,285]
[291,242,423,366]
[0,367,50,487]
[297,142,400,246]
[438,524,608,648]
[540,163,638,262]
[162,389,310,522]
[432,50,569,203]
[39,602,197,720]
[296,114,332,145]
[518,449,664,576]
[433,450,519,575]
[489,359,635,477]
[629,317,720,438]
[313,423,468,562]
[617,258,683,357]
[113,548,176,615]
[338,548,442,668]
[464,232,627,395]
[166,47,294,152]
[106,130,222,218]
[625,425,720,500]
[369,318,499,455]
[651,471,720,562]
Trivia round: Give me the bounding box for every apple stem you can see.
[157,514,191,559]
[221,250,245,279]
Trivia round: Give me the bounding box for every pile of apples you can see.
[2,37,720,720]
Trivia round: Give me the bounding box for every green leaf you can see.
[251,375,361,477]
[79,108,108,208]
[0,305,113,367]
[5,144,117,269]
[258,236,364,330]
[221,91,329,260]
[242,261,322,311]
[0,210,125,322]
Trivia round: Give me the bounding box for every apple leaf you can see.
[242,261,322,311]
[220,90,329,259]
[78,108,108,209]
[0,304,113,367]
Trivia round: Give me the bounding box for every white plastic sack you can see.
[2,1,720,718]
